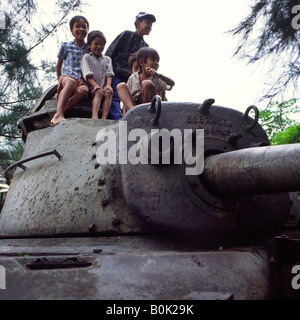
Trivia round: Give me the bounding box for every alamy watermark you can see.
[292,5,300,30]
[95,121,204,175]
[291,264,300,290]
[0,265,5,290]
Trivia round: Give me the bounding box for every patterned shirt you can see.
[81,53,114,88]
[127,72,168,103]
[58,41,90,79]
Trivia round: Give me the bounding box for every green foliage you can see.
[259,98,300,196]
[0,142,24,169]
[259,98,300,144]
[0,0,83,179]
[0,141,24,182]
[19,250,30,257]
[272,124,300,145]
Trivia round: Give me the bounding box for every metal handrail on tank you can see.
[4,149,62,184]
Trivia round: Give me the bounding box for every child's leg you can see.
[109,76,123,121]
[117,82,135,111]
[141,80,156,103]
[91,89,104,119]
[101,90,113,119]
[65,82,89,113]
[51,77,76,125]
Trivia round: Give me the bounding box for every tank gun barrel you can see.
[202,143,300,196]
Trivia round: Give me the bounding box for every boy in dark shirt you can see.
[105,12,156,120]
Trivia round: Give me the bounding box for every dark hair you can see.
[127,52,138,70]
[69,15,89,30]
[136,47,160,72]
[87,30,106,46]
[134,18,143,29]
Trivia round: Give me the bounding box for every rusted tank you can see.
[0,84,300,300]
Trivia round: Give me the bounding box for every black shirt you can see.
[105,30,149,81]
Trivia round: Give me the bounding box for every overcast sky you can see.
[83,0,265,113]
[30,0,299,113]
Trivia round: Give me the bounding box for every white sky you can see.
[20,0,300,113]
[84,0,267,113]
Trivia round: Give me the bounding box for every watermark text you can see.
[292,5,300,30]
[0,265,5,290]
[95,121,204,175]
[291,264,300,290]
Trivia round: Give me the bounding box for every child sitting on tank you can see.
[117,47,175,113]
[81,30,114,119]
[121,52,139,115]
[50,15,90,126]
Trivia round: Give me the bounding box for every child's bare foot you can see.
[50,114,66,126]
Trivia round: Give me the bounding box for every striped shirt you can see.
[58,41,90,79]
[81,53,114,88]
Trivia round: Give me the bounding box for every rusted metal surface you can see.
[1,99,300,238]
[0,236,271,300]
[0,119,143,237]
[4,150,61,184]
[202,144,300,196]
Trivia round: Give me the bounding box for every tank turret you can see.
[0,87,299,300]
[1,93,299,238]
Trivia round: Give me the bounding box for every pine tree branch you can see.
[0,97,39,105]
[0,97,39,110]
[0,3,77,64]
[0,133,21,139]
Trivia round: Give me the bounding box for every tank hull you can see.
[0,236,271,300]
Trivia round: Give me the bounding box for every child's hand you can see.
[145,67,157,77]
[92,86,102,95]
[104,85,114,95]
